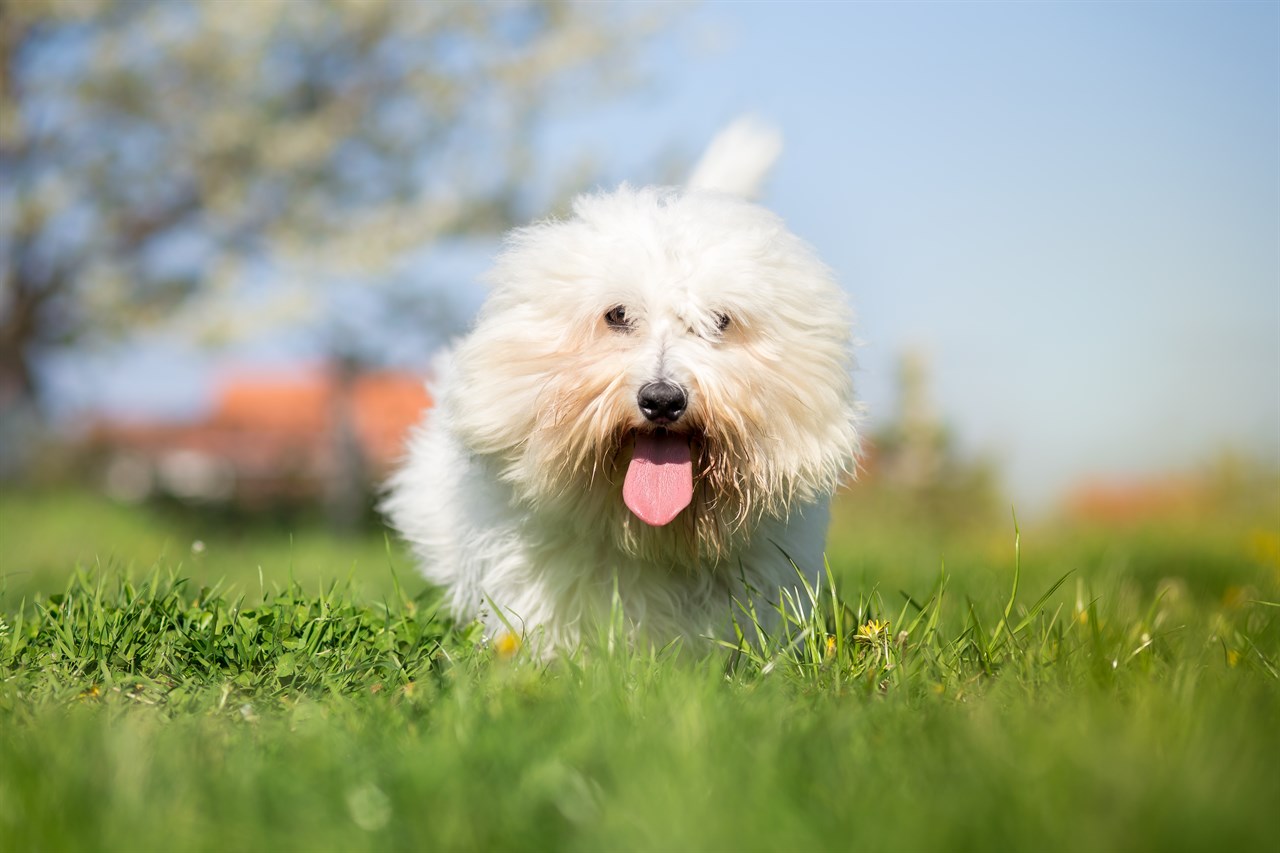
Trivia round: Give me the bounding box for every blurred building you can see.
[1061,451,1280,525]
[1062,477,1203,524]
[91,366,430,510]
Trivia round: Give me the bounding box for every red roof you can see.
[93,366,432,502]
[209,369,432,467]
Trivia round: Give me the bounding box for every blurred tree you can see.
[855,349,1000,527]
[0,0,657,415]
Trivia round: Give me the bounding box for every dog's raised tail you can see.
[687,116,782,200]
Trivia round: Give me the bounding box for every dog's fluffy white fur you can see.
[385,120,859,651]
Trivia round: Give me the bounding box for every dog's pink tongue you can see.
[623,432,693,526]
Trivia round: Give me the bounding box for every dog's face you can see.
[448,186,859,560]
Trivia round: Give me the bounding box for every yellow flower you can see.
[823,635,837,660]
[1247,529,1280,569]
[855,619,890,644]
[495,631,521,659]
[1221,585,1254,610]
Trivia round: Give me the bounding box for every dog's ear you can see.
[686,116,783,200]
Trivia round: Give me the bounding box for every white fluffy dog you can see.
[385,120,859,651]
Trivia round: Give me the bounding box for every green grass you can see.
[2,488,1278,851]
[0,489,407,603]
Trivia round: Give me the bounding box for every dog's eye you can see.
[715,313,731,333]
[605,305,630,331]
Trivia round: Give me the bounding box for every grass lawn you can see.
[2,486,1278,851]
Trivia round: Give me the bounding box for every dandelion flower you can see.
[855,619,890,644]
[496,631,521,659]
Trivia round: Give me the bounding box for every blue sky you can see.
[51,1,1279,511]
[554,0,1279,508]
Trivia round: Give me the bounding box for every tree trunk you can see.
[324,357,368,533]
[0,267,44,417]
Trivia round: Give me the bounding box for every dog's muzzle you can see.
[626,382,694,526]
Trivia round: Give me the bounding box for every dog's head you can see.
[446,126,859,560]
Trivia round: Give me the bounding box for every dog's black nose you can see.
[637,381,687,425]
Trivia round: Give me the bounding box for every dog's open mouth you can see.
[622,430,693,526]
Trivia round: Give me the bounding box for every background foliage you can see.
[2,0,653,407]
